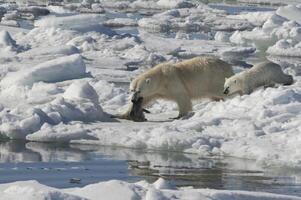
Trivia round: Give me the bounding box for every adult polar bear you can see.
[128,56,234,119]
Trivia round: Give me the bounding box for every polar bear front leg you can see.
[174,95,192,118]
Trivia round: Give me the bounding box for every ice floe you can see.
[0,178,300,200]
[0,0,300,172]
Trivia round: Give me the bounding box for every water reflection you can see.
[0,141,301,196]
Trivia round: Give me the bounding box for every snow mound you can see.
[1,54,86,88]
[226,4,301,55]
[43,81,105,123]
[267,39,301,57]
[63,81,100,105]
[1,179,301,200]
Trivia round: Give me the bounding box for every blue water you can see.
[0,140,301,197]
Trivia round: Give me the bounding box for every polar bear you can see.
[223,61,293,96]
[125,56,234,119]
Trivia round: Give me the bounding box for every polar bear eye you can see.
[145,78,151,84]
[234,80,237,84]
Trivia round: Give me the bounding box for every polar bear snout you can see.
[223,87,229,95]
[131,91,142,103]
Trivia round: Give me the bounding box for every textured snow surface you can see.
[228,4,301,55]
[0,178,300,200]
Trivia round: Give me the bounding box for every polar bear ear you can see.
[145,78,151,84]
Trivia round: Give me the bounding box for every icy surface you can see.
[1,54,86,88]
[0,1,299,173]
[0,179,300,200]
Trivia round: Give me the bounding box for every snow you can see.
[267,39,301,57]
[34,14,115,35]
[276,5,301,24]
[0,30,22,52]
[225,4,301,55]
[0,54,86,88]
[104,18,137,28]
[0,179,300,200]
[156,0,195,9]
[19,45,80,59]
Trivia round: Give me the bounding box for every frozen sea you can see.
[0,0,301,199]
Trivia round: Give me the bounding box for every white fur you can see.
[129,56,234,117]
[224,61,293,95]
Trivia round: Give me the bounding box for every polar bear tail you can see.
[283,74,294,85]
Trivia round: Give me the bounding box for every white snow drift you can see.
[1,54,86,88]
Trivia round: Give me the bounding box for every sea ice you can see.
[0,0,300,173]
[0,54,86,88]
[276,5,301,24]
[0,179,300,200]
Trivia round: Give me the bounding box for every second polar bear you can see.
[128,56,234,118]
[223,61,293,95]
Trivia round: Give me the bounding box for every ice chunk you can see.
[63,81,100,105]
[153,178,174,189]
[276,5,301,24]
[262,14,286,32]
[33,80,106,124]
[289,27,301,41]
[19,45,80,58]
[0,30,22,52]
[267,39,301,57]
[104,18,137,28]
[131,0,159,10]
[214,31,231,42]
[66,180,141,200]
[156,0,195,9]
[1,54,86,88]
[0,180,83,200]
[227,11,274,26]
[221,46,256,57]
[27,122,97,142]
[34,14,115,34]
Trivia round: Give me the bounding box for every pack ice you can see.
[0,0,300,181]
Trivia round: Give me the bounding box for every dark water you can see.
[0,140,301,197]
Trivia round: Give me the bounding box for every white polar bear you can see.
[223,61,293,95]
[128,56,234,118]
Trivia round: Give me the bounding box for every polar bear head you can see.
[223,76,242,95]
[130,74,159,102]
